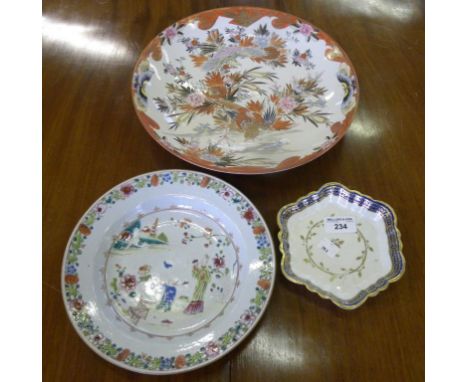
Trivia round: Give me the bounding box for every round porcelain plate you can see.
[62,170,275,374]
[132,7,359,174]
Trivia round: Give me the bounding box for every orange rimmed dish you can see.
[132,7,359,174]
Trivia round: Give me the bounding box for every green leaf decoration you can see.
[157,232,168,243]
[148,358,161,370]
[303,258,310,263]
[84,212,96,226]
[111,277,118,293]
[68,253,78,264]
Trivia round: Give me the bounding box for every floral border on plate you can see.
[62,170,275,373]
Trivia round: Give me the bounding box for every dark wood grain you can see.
[43,0,424,381]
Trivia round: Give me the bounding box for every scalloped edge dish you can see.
[277,182,405,309]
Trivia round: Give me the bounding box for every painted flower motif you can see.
[257,279,271,290]
[161,173,172,182]
[65,274,79,285]
[150,174,159,186]
[186,92,205,107]
[66,264,77,275]
[164,27,177,41]
[180,37,199,53]
[220,188,234,200]
[78,224,91,236]
[160,357,173,369]
[116,349,130,362]
[278,96,297,113]
[120,184,135,196]
[95,203,107,215]
[292,21,318,42]
[243,208,254,222]
[299,23,314,36]
[205,341,220,357]
[240,310,256,325]
[72,298,84,311]
[200,176,210,188]
[255,232,268,244]
[121,274,137,292]
[175,354,186,369]
[91,333,103,344]
[213,255,225,269]
[225,26,246,42]
[292,49,314,69]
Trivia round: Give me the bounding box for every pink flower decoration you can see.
[186,92,205,107]
[120,184,135,196]
[95,203,107,215]
[278,96,297,113]
[243,208,254,222]
[241,310,256,325]
[164,27,177,39]
[213,256,225,269]
[121,274,137,292]
[299,23,314,36]
[205,341,220,357]
[221,188,233,200]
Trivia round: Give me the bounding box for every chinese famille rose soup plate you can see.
[132,7,359,174]
[61,170,275,374]
[278,183,405,310]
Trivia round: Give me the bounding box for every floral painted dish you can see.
[132,7,358,174]
[277,183,404,309]
[62,170,275,374]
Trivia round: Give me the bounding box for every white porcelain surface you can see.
[62,170,275,373]
[132,7,358,174]
[278,183,404,309]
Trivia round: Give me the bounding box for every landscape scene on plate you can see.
[107,213,238,333]
[133,16,357,168]
[64,171,274,370]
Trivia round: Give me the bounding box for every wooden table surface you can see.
[43,0,424,380]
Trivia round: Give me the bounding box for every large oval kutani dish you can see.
[132,7,359,174]
[61,170,275,374]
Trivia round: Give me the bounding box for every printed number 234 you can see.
[334,223,348,230]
